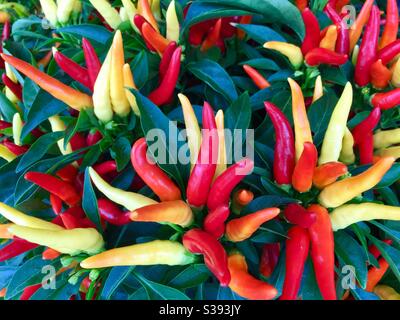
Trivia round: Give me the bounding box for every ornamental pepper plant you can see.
[0,0,399,301]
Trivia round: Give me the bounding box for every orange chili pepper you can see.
[141,22,171,55]
[292,142,318,193]
[370,59,392,90]
[313,162,348,189]
[243,65,270,89]
[42,248,61,260]
[237,15,252,39]
[201,18,222,52]
[319,25,338,51]
[379,0,399,50]
[137,0,159,32]
[349,0,374,52]
[366,258,390,292]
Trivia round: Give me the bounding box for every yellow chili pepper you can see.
[391,59,400,87]
[89,167,157,211]
[214,109,227,179]
[12,113,23,147]
[288,78,312,160]
[110,31,130,117]
[8,225,104,255]
[150,0,161,21]
[122,63,139,116]
[374,129,400,149]
[312,75,323,103]
[320,25,337,51]
[88,0,122,30]
[376,146,400,159]
[0,145,17,162]
[330,203,400,231]
[339,127,356,165]
[166,0,179,42]
[57,0,76,24]
[72,0,82,15]
[80,240,195,269]
[119,7,129,22]
[40,0,58,26]
[319,157,395,208]
[0,202,63,231]
[121,0,137,30]
[178,93,201,170]
[319,82,353,165]
[374,285,400,300]
[48,115,73,156]
[352,45,359,66]
[263,42,303,69]
[4,63,19,104]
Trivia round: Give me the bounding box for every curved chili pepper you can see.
[133,14,156,51]
[349,0,374,52]
[284,203,316,229]
[226,208,280,242]
[0,239,38,262]
[187,102,218,208]
[24,171,82,207]
[2,140,27,156]
[264,102,295,185]
[228,252,278,300]
[82,38,101,89]
[207,158,254,211]
[166,0,179,42]
[1,74,22,100]
[137,0,159,32]
[305,47,348,66]
[20,284,42,300]
[159,41,177,80]
[56,164,78,183]
[352,107,381,146]
[263,42,303,69]
[324,2,349,55]
[201,18,222,52]
[369,240,393,260]
[93,160,117,178]
[141,22,170,55]
[243,65,270,90]
[183,228,230,286]
[259,243,280,278]
[358,133,374,165]
[148,46,181,106]
[366,258,389,292]
[50,194,63,215]
[377,40,400,65]
[313,162,348,189]
[52,48,92,90]
[203,204,230,239]
[292,142,317,193]
[88,0,122,30]
[97,198,130,226]
[280,226,310,300]
[371,88,400,110]
[86,130,102,146]
[320,25,337,51]
[131,138,181,202]
[354,5,380,87]
[379,0,398,50]
[301,8,320,55]
[370,59,392,89]
[307,204,336,300]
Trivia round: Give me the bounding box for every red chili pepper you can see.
[148,46,181,106]
[352,107,381,146]
[2,139,28,156]
[358,133,374,165]
[368,239,393,259]
[20,284,42,300]
[159,41,177,80]
[305,47,348,66]
[283,203,317,229]
[379,0,398,50]
[187,102,218,208]
[70,132,87,152]
[370,59,392,89]
[0,239,38,262]
[182,228,231,286]
[371,88,400,110]
[354,5,380,87]
[1,74,22,100]
[64,206,86,219]
[279,226,310,300]
[131,137,182,202]
[56,164,78,183]
[203,204,230,238]
[243,65,270,90]
[201,18,222,52]
[98,198,131,226]
[50,194,63,215]
[188,20,215,46]
[377,40,400,65]
[307,204,336,300]
[93,160,117,177]
[59,212,82,229]
[53,48,92,90]
[2,20,10,42]
[86,130,103,146]
[25,172,82,207]
[207,158,254,211]
[295,0,308,12]
[324,2,349,55]
[0,120,11,130]
[264,102,295,185]
[292,142,318,193]
[134,15,156,51]
[301,8,321,55]
[82,38,101,88]
[259,243,280,278]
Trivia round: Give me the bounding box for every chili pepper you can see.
[137,0,159,32]
[141,22,170,55]
[263,42,303,69]
[292,142,318,193]
[280,226,310,300]
[377,146,400,159]
[339,128,355,165]
[226,208,280,242]
[59,212,82,229]
[301,8,320,55]
[295,0,307,12]
[201,18,222,52]
[81,240,194,268]
[349,0,373,52]
[2,140,27,156]
[40,0,58,26]
[313,162,348,189]
[320,25,337,51]
[121,0,137,30]
[0,144,16,162]
[57,0,76,24]
[25,172,81,207]
[52,48,91,90]
[89,0,122,29]
[50,194,63,215]
[0,239,38,262]
[8,224,104,255]
[0,120,11,130]
[243,65,270,90]
[20,284,42,301]
[377,40,400,65]
[307,204,336,300]
[131,138,181,201]
[89,167,157,211]
[368,239,392,260]
[313,75,323,103]
[351,45,359,66]
[374,128,400,149]
[93,160,117,178]
[186,102,218,208]
[358,132,374,165]
[319,82,353,164]
[159,41,177,80]
[283,203,316,229]
[319,157,394,208]
[178,93,201,169]
[371,88,400,110]
[0,202,63,231]
[56,164,78,183]
[86,130,102,146]
[183,228,230,286]
[392,59,400,87]
[234,189,254,207]
[228,252,277,300]
[2,74,22,100]
[203,204,230,239]
[93,48,113,122]
[379,0,398,50]
[352,108,381,146]
[214,110,227,180]
[97,198,130,226]
[1,54,93,111]
[305,48,348,66]
[324,2,349,55]
[0,223,13,239]
[354,5,380,87]
[237,15,252,39]
[369,59,392,90]
[148,47,181,106]
[11,113,23,147]
[122,64,139,114]
[134,15,156,51]
[366,258,389,292]
[374,285,400,300]
[49,115,73,156]
[188,21,211,46]
[82,38,101,89]
[330,203,400,231]
[259,243,280,278]
[166,0,179,42]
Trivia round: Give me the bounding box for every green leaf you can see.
[0,91,18,122]
[110,137,132,172]
[82,168,102,231]
[240,58,280,71]
[56,24,112,45]
[100,267,135,300]
[243,195,298,214]
[167,264,210,289]
[235,24,286,44]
